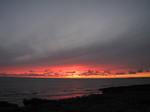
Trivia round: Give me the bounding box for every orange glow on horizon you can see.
[0,64,150,78]
[1,72,150,79]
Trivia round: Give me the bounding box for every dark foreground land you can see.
[1,84,150,112]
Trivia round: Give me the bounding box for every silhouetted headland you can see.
[1,84,150,112]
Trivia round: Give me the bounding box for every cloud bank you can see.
[0,0,150,71]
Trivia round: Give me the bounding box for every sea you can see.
[0,77,150,106]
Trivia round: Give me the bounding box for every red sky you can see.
[0,63,150,78]
[0,0,150,78]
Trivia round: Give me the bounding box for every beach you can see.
[0,84,150,112]
[1,77,150,106]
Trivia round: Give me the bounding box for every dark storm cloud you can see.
[0,0,150,68]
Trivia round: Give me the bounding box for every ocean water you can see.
[0,77,150,106]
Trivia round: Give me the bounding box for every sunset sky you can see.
[0,0,150,78]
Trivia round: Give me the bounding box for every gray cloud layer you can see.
[0,0,150,69]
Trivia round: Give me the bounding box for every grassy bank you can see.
[1,84,150,112]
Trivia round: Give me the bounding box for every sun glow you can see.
[0,64,150,78]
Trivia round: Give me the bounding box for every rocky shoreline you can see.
[0,84,150,112]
